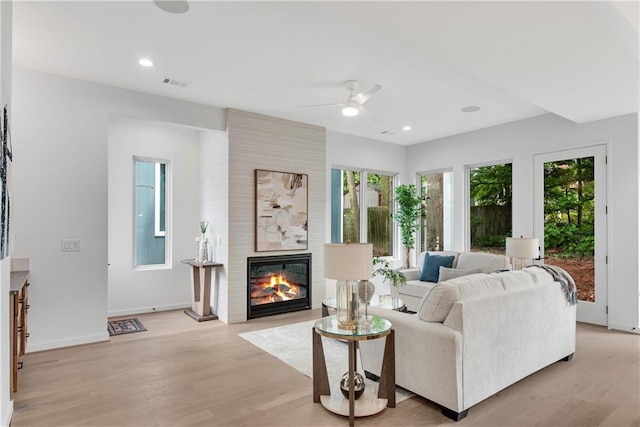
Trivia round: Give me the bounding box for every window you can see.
[419,170,453,252]
[331,168,395,257]
[468,162,512,252]
[154,163,166,237]
[134,158,169,267]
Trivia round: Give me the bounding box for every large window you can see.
[419,170,453,252]
[134,158,169,267]
[468,162,512,252]
[331,168,394,257]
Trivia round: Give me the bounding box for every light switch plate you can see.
[61,239,81,252]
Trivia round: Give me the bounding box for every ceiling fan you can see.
[298,80,382,118]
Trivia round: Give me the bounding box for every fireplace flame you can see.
[251,274,301,305]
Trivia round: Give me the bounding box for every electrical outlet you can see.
[61,239,81,252]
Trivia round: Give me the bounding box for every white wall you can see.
[107,116,200,316]
[325,131,408,295]
[197,129,229,319]
[11,69,225,352]
[0,1,11,425]
[407,113,639,333]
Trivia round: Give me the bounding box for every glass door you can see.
[534,145,607,325]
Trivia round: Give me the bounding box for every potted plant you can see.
[373,257,406,287]
[393,184,422,268]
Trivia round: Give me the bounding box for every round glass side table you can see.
[322,294,406,317]
[312,315,395,426]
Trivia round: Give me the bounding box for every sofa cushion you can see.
[438,266,482,282]
[419,253,455,282]
[492,270,537,290]
[399,280,436,298]
[457,251,510,273]
[522,266,554,284]
[418,274,505,322]
[417,283,456,322]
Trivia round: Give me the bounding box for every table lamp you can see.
[506,236,539,270]
[324,243,373,330]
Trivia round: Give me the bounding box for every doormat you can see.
[108,318,146,336]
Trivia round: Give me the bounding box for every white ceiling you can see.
[11,1,639,145]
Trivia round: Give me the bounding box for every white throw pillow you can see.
[417,283,459,322]
[438,266,482,282]
[418,274,505,322]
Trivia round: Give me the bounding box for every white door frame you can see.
[533,144,608,326]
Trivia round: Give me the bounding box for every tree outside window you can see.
[420,171,452,252]
[331,168,394,257]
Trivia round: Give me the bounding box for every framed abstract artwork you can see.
[255,169,308,251]
[0,105,12,260]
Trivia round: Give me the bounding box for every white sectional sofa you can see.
[391,251,512,312]
[361,267,577,421]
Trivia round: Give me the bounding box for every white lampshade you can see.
[323,243,372,280]
[506,237,539,260]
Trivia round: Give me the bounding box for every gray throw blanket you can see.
[530,264,578,305]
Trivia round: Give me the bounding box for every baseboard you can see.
[609,323,640,335]
[107,303,191,318]
[26,332,110,353]
[2,403,13,427]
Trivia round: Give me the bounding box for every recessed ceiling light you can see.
[154,0,190,14]
[402,125,412,131]
[461,105,481,113]
[138,58,154,67]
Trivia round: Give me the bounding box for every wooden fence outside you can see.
[343,206,391,256]
[470,205,511,247]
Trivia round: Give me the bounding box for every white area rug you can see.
[239,319,414,403]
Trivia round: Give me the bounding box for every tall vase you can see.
[358,280,376,326]
[195,237,201,261]
[336,280,359,330]
[198,235,208,263]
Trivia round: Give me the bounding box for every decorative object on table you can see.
[197,220,209,262]
[506,236,539,270]
[255,169,308,252]
[324,242,373,330]
[340,371,365,399]
[107,318,146,336]
[357,279,376,326]
[392,184,422,268]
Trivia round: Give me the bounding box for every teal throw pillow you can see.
[419,253,455,282]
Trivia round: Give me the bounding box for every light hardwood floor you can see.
[10,309,640,426]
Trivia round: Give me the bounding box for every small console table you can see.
[180,259,223,322]
[313,315,395,426]
[10,270,30,396]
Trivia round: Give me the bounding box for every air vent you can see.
[162,77,189,88]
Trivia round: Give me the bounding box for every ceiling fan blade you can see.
[297,102,344,108]
[350,84,382,105]
[357,105,380,123]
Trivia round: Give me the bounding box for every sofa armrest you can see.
[398,268,420,281]
[444,282,576,410]
[360,306,463,412]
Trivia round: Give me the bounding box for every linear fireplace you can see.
[247,253,311,319]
